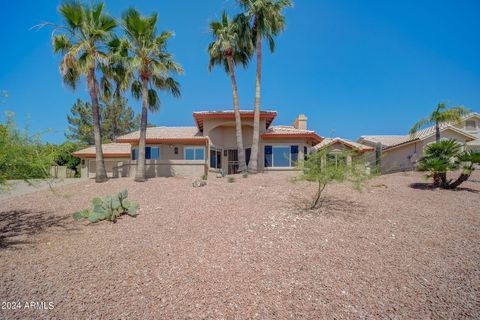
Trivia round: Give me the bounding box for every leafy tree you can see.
[66,99,95,145]
[296,148,371,210]
[417,139,480,189]
[208,12,252,172]
[102,96,140,142]
[119,8,183,182]
[66,98,140,144]
[237,0,293,173]
[52,141,84,177]
[410,103,469,143]
[40,1,118,182]
[0,112,53,187]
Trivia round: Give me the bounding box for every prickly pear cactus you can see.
[72,189,139,223]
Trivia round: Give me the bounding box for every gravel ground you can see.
[0,171,479,319]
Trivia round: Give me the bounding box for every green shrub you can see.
[72,189,139,223]
[242,172,248,178]
[227,176,235,183]
[201,174,208,180]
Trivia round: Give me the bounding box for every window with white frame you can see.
[264,145,298,168]
[465,120,477,131]
[131,146,160,160]
[184,146,205,160]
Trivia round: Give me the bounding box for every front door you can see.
[227,149,239,174]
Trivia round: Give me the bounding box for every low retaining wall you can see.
[113,160,207,178]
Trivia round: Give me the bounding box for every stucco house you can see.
[311,137,374,166]
[358,112,480,173]
[73,110,323,178]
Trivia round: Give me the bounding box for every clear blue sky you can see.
[1,0,479,143]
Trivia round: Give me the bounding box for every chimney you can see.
[293,114,308,130]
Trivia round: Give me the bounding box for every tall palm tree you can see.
[238,0,293,173]
[120,9,183,182]
[410,103,469,143]
[208,12,252,172]
[40,1,116,182]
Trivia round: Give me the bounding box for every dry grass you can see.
[0,171,479,319]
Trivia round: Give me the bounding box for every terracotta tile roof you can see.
[361,124,477,151]
[193,110,277,130]
[359,135,408,148]
[261,125,323,143]
[73,143,131,158]
[312,137,374,153]
[116,127,205,142]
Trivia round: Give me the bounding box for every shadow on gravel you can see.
[409,183,479,193]
[0,210,74,249]
[288,194,367,219]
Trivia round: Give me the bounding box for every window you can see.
[327,152,347,167]
[210,147,221,169]
[264,145,299,168]
[466,120,476,131]
[304,146,308,161]
[185,146,205,160]
[131,147,160,160]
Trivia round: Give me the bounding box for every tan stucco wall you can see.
[86,158,130,179]
[381,143,420,173]
[381,128,474,173]
[208,125,254,149]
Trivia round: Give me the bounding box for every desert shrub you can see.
[201,174,208,180]
[52,141,84,177]
[296,148,373,209]
[417,139,480,189]
[72,189,139,223]
[227,176,235,183]
[242,172,248,178]
[0,112,53,187]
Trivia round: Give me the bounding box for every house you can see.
[358,112,480,173]
[311,137,374,166]
[73,110,323,179]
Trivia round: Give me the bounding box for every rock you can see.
[192,180,207,187]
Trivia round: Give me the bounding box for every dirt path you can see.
[0,172,479,319]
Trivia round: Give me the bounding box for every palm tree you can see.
[410,103,469,143]
[237,0,293,173]
[40,2,116,182]
[120,9,183,182]
[208,12,252,172]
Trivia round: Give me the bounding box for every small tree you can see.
[417,139,480,189]
[297,148,372,210]
[52,141,84,177]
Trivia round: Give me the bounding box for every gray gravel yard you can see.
[0,171,479,319]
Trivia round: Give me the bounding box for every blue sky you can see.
[1,0,479,143]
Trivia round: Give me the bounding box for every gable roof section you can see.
[72,143,132,158]
[193,110,277,131]
[313,137,374,153]
[261,125,323,144]
[382,125,477,152]
[358,135,407,148]
[116,127,207,143]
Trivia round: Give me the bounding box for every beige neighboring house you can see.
[73,110,323,179]
[358,112,480,173]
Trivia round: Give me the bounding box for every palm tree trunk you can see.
[86,68,107,183]
[135,77,149,182]
[435,122,440,143]
[248,31,262,173]
[446,172,471,189]
[226,55,247,172]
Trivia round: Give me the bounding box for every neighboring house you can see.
[358,112,480,173]
[311,137,374,166]
[73,111,323,178]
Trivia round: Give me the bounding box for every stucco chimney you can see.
[293,114,308,130]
